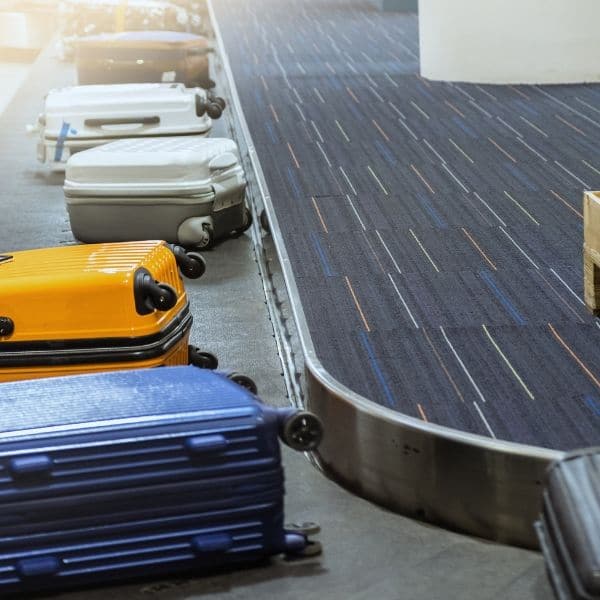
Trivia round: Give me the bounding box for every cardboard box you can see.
[583,191,600,314]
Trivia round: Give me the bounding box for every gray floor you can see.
[0,43,551,600]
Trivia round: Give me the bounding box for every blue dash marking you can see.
[418,194,447,228]
[479,269,527,325]
[254,89,263,107]
[54,121,71,163]
[374,140,396,167]
[264,121,278,144]
[310,232,336,277]
[347,101,363,122]
[514,99,539,117]
[584,395,600,417]
[504,163,539,191]
[359,331,397,408]
[328,76,342,91]
[416,84,436,103]
[286,167,302,200]
[451,116,477,138]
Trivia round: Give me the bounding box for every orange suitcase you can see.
[0,241,215,383]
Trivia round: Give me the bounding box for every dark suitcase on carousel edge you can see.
[535,448,600,600]
[75,30,213,89]
[0,366,323,594]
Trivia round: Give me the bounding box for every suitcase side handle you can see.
[83,116,160,127]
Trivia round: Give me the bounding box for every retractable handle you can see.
[168,244,206,279]
[84,116,160,127]
[133,268,178,315]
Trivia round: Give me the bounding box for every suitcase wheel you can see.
[284,522,321,536]
[227,372,258,395]
[206,102,223,120]
[233,207,253,237]
[169,244,206,279]
[283,533,323,559]
[196,224,214,250]
[0,316,14,337]
[281,411,324,451]
[260,209,270,234]
[188,345,218,370]
[211,95,226,111]
[134,269,178,315]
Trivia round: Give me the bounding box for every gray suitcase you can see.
[64,136,251,249]
[535,448,600,600]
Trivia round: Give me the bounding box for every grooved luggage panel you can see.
[0,367,290,593]
[538,451,600,599]
[0,366,270,436]
[0,489,286,592]
[0,241,186,342]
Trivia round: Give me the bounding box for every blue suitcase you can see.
[0,366,323,594]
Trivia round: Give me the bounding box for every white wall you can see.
[419,0,600,84]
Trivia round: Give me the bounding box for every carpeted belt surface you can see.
[214,0,600,450]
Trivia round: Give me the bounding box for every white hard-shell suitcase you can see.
[34,83,218,171]
[64,136,251,249]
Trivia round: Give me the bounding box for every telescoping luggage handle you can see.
[84,116,160,127]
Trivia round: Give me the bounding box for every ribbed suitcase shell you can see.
[0,366,303,593]
[38,83,212,170]
[536,449,600,600]
[75,31,211,88]
[0,241,194,382]
[64,137,248,248]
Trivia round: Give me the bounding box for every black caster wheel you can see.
[260,209,270,234]
[213,96,226,110]
[228,372,258,395]
[196,224,214,250]
[281,411,323,451]
[233,207,253,237]
[171,246,206,279]
[188,346,218,370]
[207,102,223,119]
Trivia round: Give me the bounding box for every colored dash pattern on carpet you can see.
[215,0,600,450]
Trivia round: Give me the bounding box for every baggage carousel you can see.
[210,0,600,546]
[0,35,553,600]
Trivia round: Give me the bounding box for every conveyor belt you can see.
[214,0,600,450]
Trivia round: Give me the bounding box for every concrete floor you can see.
[0,42,553,600]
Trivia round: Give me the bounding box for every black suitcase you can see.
[535,448,600,600]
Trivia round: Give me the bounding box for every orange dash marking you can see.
[488,137,517,163]
[346,86,360,104]
[509,85,530,100]
[417,403,428,422]
[549,189,583,219]
[555,114,586,137]
[287,142,300,169]
[372,119,390,141]
[269,104,279,123]
[311,197,328,233]
[410,164,435,195]
[422,329,465,402]
[444,100,466,118]
[548,323,600,388]
[345,276,371,332]
[461,227,497,270]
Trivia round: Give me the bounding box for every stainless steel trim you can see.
[207,0,562,548]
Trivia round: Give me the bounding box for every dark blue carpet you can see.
[215,0,600,449]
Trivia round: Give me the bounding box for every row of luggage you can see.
[0,7,326,595]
